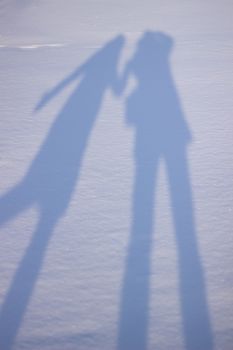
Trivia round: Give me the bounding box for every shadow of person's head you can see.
[138,31,173,52]
[78,34,125,93]
[134,31,173,71]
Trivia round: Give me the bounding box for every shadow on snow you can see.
[117,31,213,350]
[0,31,213,350]
[0,35,124,350]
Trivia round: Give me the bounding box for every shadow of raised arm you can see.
[34,63,87,112]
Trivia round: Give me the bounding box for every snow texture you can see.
[0,1,233,349]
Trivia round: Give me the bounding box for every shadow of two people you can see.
[0,32,213,350]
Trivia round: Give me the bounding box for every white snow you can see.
[0,1,233,349]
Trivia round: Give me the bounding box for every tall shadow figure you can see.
[117,32,213,350]
[0,35,124,350]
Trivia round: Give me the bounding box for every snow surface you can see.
[0,1,233,349]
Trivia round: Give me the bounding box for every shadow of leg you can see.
[118,158,158,350]
[165,149,213,350]
[0,211,58,350]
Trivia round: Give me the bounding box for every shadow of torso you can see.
[126,38,191,159]
[27,70,107,215]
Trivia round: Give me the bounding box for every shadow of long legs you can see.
[117,157,158,350]
[165,149,213,350]
[118,150,213,350]
[0,211,57,350]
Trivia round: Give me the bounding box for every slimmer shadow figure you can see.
[117,32,213,350]
[0,35,124,350]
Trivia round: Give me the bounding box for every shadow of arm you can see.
[34,64,86,112]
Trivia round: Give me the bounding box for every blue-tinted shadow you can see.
[0,35,125,350]
[117,32,213,350]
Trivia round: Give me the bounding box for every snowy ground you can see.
[0,1,233,349]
